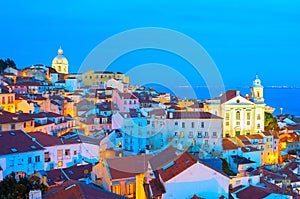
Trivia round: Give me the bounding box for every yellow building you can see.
[206,75,265,138]
[82,70,129,86]
[0,89,15,113]
[52,47,68,74]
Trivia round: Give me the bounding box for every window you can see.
[174,132,178,137]
[212,132,217,137]
[180,132,184,138]
[23,122,26,128]
[58,161,63,167]
[74,150,77,156]
[236,111,241,120]
[226,112,230,120]
[2,97,5,104]
[204,140,208,146]
[247,121,251,126]
[201,122,204,128]
[9,160,14,167]
[113,184,121,194]
[191,122,195,128]
[11,124,15,130]
[204,132,209,138]
[0,125,2,131]
[225,121,229,126]
[124,100,127,105]
[45,152,50,162]
[126,183,135,195]
[197,132,202,138]
[65,149,71,158]
[247,112,251,120]
[257,123,261,129]
[35,156,40,163]
[18,158,23,166]
[175,121,178,126]
[57,150,63,160]
[257,114,261,120]
[28,157,32,164]
[182,122,185,128]
[188,131,193,138]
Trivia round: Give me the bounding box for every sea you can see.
[147,84,300,116]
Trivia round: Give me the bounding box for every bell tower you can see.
[251,74,264,103]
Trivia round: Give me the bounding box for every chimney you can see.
[236,91,240,96]
[169,112,173,119]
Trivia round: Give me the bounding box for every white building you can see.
[206,75,266,138]
[164,111,223,156]
[147,151,230,199]
[29,132,82,170]
[0,130,45,180]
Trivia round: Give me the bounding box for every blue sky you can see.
[0,0,299,87]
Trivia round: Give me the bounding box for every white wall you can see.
[163,163,230,199]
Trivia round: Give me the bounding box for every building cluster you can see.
[0,48,300,198]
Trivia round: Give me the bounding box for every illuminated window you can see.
[236,111,241,120]
[126,183,135,195]
[180,132,184,138]
[226,112,230,120]
[57,150,63,160]
[58,161,63,167]
[113,184,121,194]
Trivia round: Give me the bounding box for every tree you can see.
[0,173,47,199]
[0,58,17,74]
[264,112,279,131]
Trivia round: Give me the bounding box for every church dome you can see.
[52,47,68,65]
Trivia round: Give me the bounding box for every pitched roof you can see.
[220,90,238,103]
[105,154,153,180]
[231,155,256,165]
[44,164,93,186]
[167,112,222,119]
[149,146,179,170]
[234,185,273,199]
[0,130,44,156]
[158,152,197,182]
[222,138,239,150]
[44,180,126,199]
[30,132,81,147]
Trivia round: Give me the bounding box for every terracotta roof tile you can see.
[167,111,222,119]
[0,130,44,156]
[106,154,153,180]
[158,152,197,182]
[223,138,239,150]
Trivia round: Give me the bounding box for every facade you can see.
[112,91,140,112]
[30,132,82,170]
[52,47,68,74]
[164,111,223,156]
[0,130,45,180]
[0,87,15,112]
[112,111,148,154]
[206,75,265,138]
[147,151,230,199]
[82,70,129,86]
[96,154,153,199]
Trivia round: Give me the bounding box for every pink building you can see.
[112,91,140,112]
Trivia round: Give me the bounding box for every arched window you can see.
[236,111,241,120]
